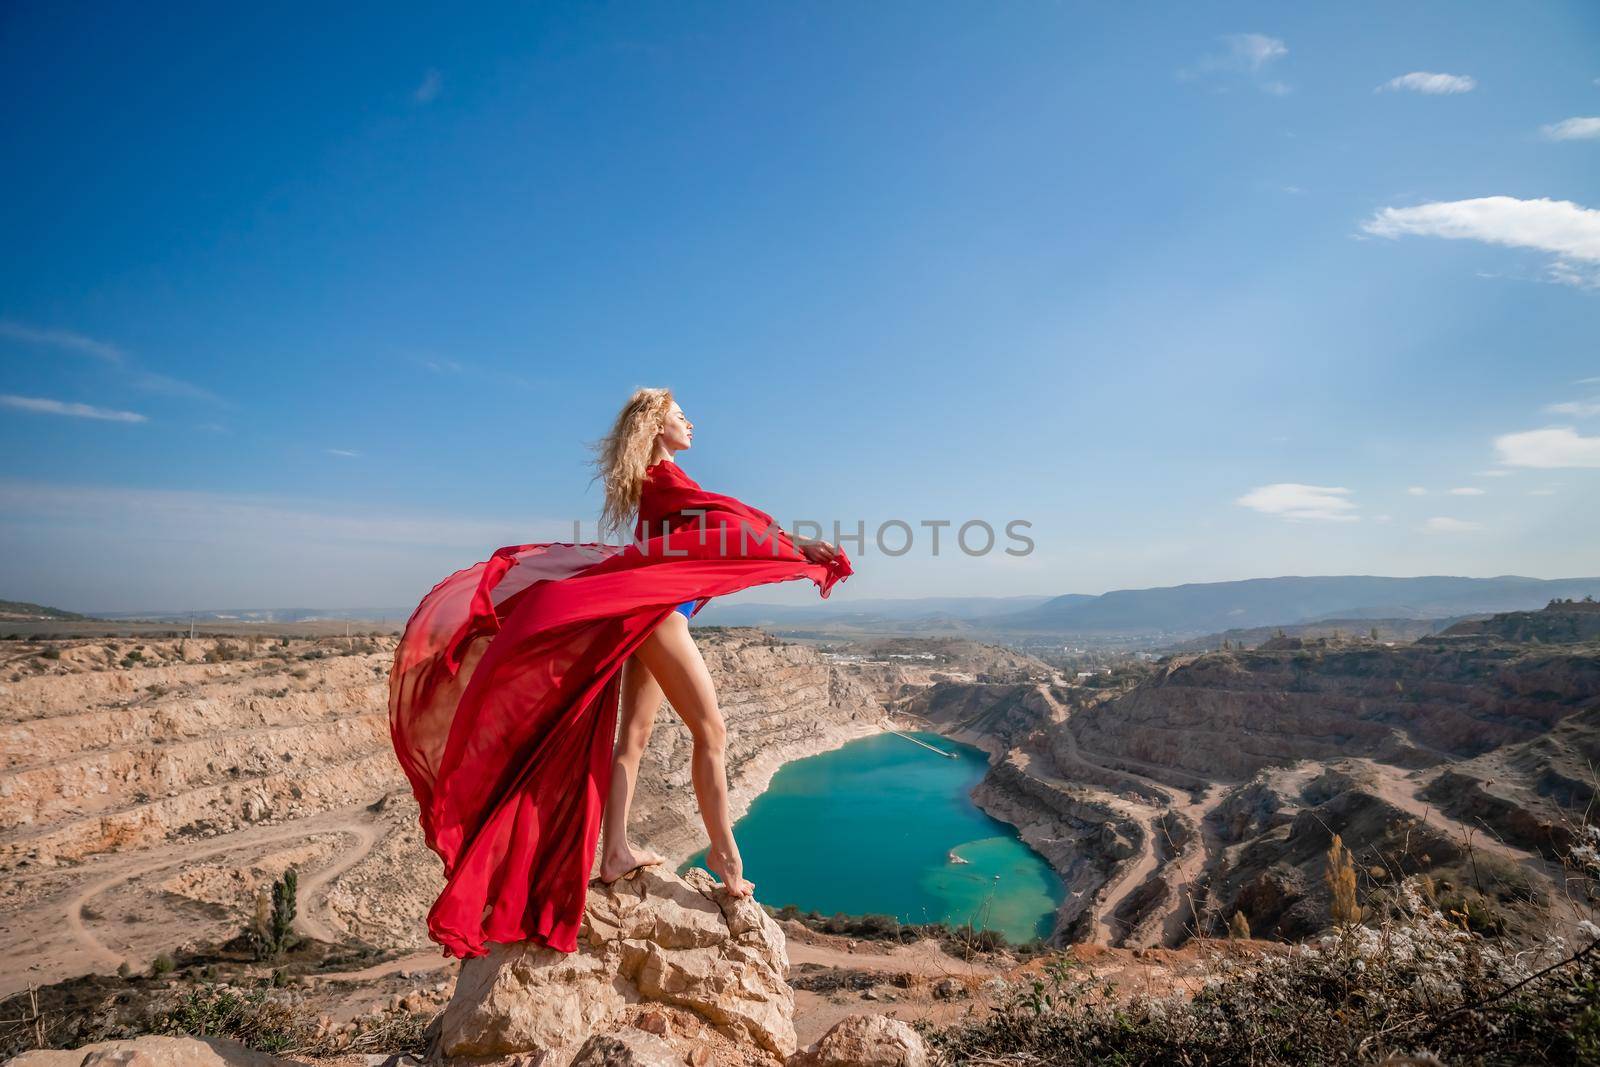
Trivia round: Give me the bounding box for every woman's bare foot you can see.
[705,845,754,898]
[598,844,666,885]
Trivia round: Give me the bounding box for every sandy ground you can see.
[2,804,386,996]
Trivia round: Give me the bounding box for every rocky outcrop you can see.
[7,1035,299,1066]
[435,864,939,1067]
[1438,600,1600,644]
[789,1014,928,1067]
[439,865,796,1064]
[570,1028,686,1066]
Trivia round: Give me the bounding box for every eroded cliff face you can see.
[1073,642,1600,781]
[906,622,1599,951]
[0,637,397,870]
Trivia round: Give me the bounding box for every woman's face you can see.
[658,401,694,452]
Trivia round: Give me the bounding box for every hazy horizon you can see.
[18,570,1600,621]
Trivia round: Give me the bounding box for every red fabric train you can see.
[387,459,853,957]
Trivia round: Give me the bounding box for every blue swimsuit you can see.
[673,598,698,620]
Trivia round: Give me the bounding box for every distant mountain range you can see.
[35,574,1600,641]
[997,575,1600,636]
[704,575,1600,640]
[89,607,417,625]
[0,599,90,622]
[698,595,1060,630]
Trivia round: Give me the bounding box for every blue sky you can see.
[2,2,1598,613]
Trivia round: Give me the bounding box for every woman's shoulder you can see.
[644,458,695,485]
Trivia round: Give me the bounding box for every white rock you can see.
[787,1013,929,1067]
[7,1034,301,1066]
[569,1028,684,1067]
[439,865,796,1063]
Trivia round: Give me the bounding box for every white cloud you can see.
[1373,514,1393,524]
[1425,516,1483,532]
[1546,398,1600,417]
[0,394,147,423]
[326,448,361,458]
[1407,486,1428,496]
[1542,117,1600,141]
[1447,487,1486,496]
[413,69,442,104]
[1493,426,1600,468]
[0,319,221,403]
[1378,72,1477,95]
[1226,33,1288,71]
[1179,34,1290,93]
[1528,488,1557,496]
[0,321,124,362]
[1547,261,1600,289]
[128,369,223,404]
[1361,196,1600,289]
[1237,483,1359,522]
[1473,469,1511,477]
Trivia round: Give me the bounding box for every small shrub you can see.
[248,869,299,959]
[152,983,300,1053]
[1325,832,1362,926]
[149,953,175,976]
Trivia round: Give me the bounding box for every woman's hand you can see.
[796,537,840,564]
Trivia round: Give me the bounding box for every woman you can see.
[388,387,852,958]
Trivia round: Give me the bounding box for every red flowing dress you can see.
[387,459,853,957]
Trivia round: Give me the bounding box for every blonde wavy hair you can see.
[590,386,675,540]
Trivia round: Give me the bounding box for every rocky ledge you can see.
[438,864,929,1067]
[8,1035,300,1066]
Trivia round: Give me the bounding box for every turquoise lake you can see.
[679,730,1065,943]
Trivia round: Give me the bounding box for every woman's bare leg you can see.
[599,654,668,883]
[631,611,753,897]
